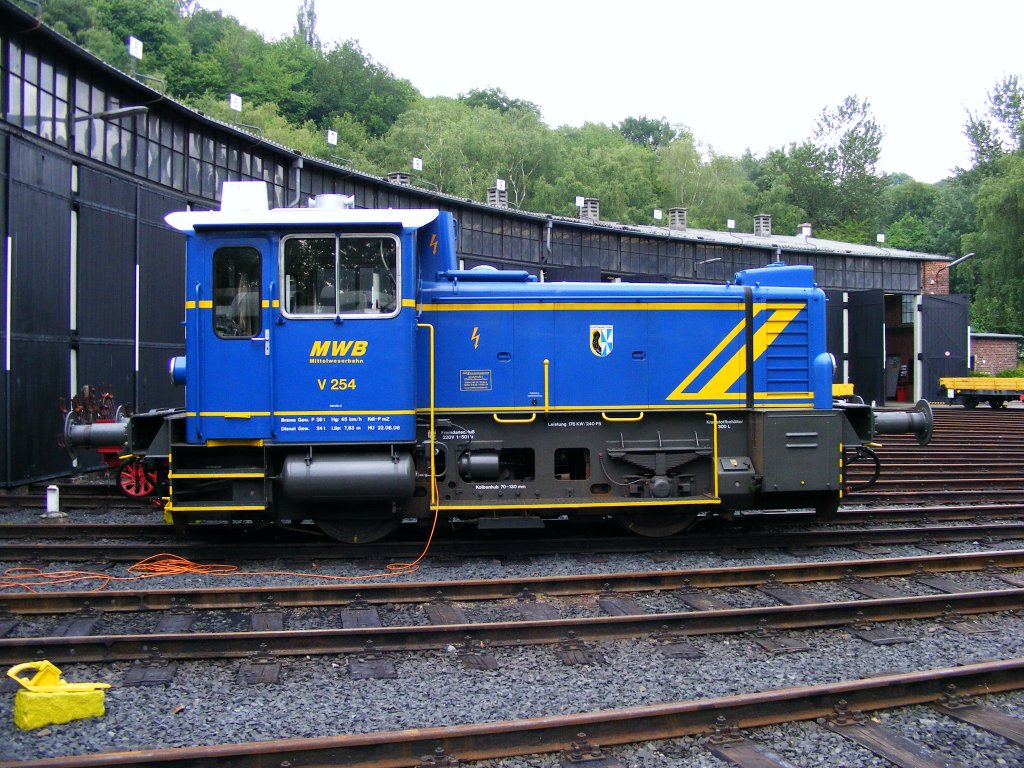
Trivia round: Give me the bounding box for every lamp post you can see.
[935,252,976,278]
[697,257,722,281]
[72,106,149,122]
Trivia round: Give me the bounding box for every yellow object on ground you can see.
[7,660,110,730]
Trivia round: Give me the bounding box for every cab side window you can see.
[282,236,335,315]
[338,236,397,314]
[283,235,398,316]
[213,246,261,339]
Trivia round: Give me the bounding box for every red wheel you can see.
[118,460,158,498]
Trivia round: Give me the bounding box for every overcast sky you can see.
[199,0,1023,183]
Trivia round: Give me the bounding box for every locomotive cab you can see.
[160,183,447,541]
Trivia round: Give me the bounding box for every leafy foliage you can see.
[458,88,541,117]
[616,116,677,149]
[963,153,1024,333]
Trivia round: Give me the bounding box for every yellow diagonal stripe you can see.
[666,306,803,401]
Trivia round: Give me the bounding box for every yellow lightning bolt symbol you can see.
[429,234,438,254]
[471,326,480,349]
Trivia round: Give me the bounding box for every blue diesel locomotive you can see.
[71,182,932,542]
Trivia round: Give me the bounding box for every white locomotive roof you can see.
[165,207,440,233]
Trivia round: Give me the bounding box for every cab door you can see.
[270,231,415,443]
[191,237,273,440]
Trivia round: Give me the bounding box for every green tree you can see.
[877,177,943,252]
[742,150,806,237]
[307,41,418,137]
[92,0,186,76]
[41,0,98,39]
[812,95,885,225]
[458,88,541,117]
[372,98,561,209]
[962,152,1024,334]
[294,0,320,50]
[534,123,662,224]
[965,75,1024,168]
[752,96,885,237]
[760,142,836,227]
[617,116,678,149]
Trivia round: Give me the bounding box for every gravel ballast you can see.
[4,506,1024,764]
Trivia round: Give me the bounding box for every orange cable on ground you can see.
[1,488,442,594]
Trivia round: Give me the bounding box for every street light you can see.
[935,252,976,277]
[73,106,149,122]
[697,257,722,280]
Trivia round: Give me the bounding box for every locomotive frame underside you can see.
[159,404,855,542]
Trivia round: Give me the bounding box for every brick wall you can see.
[922,261,949,294]
[972,337,1020,374]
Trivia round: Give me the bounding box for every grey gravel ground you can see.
[4,506,1024,765]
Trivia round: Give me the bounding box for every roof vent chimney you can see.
[754,214,772,237]
[311,194,355,210]
[668,207,688,231]
[487,185,508,209]
[387,171,411,186]
[580,197,600,222]
[798,222,813,238]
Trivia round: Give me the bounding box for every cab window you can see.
[213,246,261,339]
[283,234,398,317]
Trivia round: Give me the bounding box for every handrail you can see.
[705,411,719,499]
[601,411,644,423]
[543,358,550,413]
[493,412,537,424]
[417,322,437,508]
[193,281,202,440]
[268,280,275,436]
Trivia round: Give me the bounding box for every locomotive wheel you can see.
[963,396,978,409]
[614,509,699,537]
[118,459,158,498]
[989,398,1006,409]
[315,512,400,544]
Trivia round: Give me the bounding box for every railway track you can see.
[2,519,1023,563]
[2,658,1018,768]
[3,550,1024,766]
[3,549,1024,667]
[4,548,1022,615]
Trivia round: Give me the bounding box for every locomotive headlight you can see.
[169,356,187,386]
